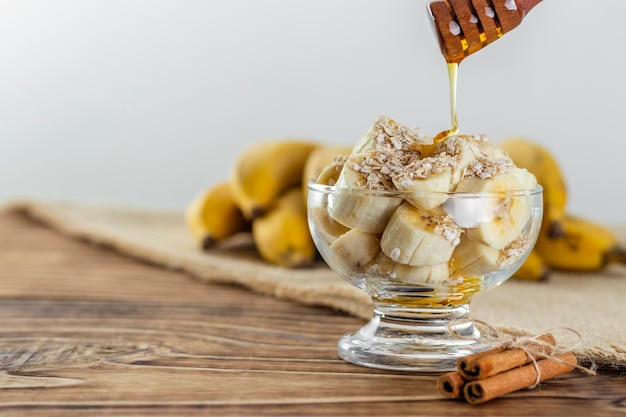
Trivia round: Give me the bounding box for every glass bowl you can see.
[307,180,543,372]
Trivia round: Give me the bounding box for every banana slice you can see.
[468,133,510,159]
[329,229,380,271]
[509,166,538,190]
[455,173,532,250]
[436,135,482,188]
[443,195,497,228]
[351,116,427,155]
[451,236,501,277]
[315,155,347,187]
[380,202,461,266]
[393,158,453,211]
[332,152,396,190]
[328,190,402,234]
[368,252,450,286]
[308,205,350,243]
[327,152,403,233]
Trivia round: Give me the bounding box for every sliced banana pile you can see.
[317,116,538,288]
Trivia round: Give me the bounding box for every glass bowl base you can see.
[337,310,496,372]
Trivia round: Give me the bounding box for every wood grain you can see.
[0,210,624,416]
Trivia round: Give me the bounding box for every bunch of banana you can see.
[185,139,353,268]
[500,137,626,280]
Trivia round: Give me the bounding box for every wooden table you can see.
[0,210,624,416]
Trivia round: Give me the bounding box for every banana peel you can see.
[185,181,251,249]
[252,187,316,268]
[535,214,626,272]
[229,139,318,220]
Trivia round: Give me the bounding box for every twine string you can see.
[447,319,597,387]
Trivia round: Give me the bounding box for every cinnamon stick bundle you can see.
[458,333,556,380]
[437,333,578,403]
[464,353,577,404]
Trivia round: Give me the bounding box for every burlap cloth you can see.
[3,200,625,370]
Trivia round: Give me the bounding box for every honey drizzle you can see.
[433,62,459,144]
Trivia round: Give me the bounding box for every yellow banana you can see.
[252,187,317,268]
[302,144,352,200]
[500,138,567,238]
[535,214,626,271]
[185,181,251,249]
[512,250,551,281]
[230,139,318,220]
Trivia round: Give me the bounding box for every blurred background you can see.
[0,0,623,221]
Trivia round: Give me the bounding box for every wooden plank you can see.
[0,210,624,416]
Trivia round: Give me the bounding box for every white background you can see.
[1,0,624,221]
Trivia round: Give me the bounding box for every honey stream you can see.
[433,62,459,144]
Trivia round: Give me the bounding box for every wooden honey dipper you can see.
[429,0,542,63]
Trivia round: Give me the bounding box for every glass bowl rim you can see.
[307,179,543,199]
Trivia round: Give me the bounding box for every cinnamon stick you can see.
[457,333,556,380]
[463,352,577,404]
[437,371,467,399]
